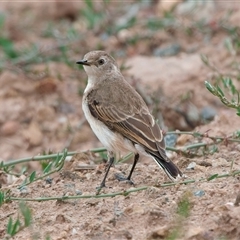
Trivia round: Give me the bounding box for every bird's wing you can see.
[87,90,169,162]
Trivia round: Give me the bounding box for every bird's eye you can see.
[98,59,105,65]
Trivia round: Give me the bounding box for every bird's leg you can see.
[126,153,139,181]
[115,153,139,185]
[97,151,114,189]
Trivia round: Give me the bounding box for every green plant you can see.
[166,193,191,240]
[205,79,240,116]
[19,148,67,189]
[202,54,240,116]
[0,191,5,207]
[81,0,105,29]
[7,217,21,237]
[0,132,239,200]
[166,229,179,240]
[0,14,19,62]
[6,202,32,238]
[176,193,191,218]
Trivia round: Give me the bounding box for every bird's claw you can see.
[114,173,134,185]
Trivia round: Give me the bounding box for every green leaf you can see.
[204,81,215,94]
[0,161,3,169]
[19,202,32,227]
[41,160,49,171]
[0,38,18,59]
[216,86,224,97]
[210,145,218,154]
[7,217,13,235]
[235,130,240,138]
[0,191,5,207]
[84,0,93,10]
[20,178,27,189]
[207,173,218,181]
[29,171,36,183]
[12,219,20,236]
[224,37,236,55]
[201,54,209,66]
[43,162,53,174]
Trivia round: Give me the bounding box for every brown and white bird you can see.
[77,51,182,188]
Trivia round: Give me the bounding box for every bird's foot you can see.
[96,181,107,195]
[96,183,105,189]
[114,173,134,185]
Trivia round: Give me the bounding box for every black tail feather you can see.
[152,155,182,180]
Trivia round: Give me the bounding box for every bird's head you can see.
[76,51,119,79]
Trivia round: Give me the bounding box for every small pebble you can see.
[225,202,234,207]
[164,134,178,147]
[59,231,67,239]
[72,228,78,235]
[194,190,205,197]
[85,173,92,180]
[100,32,109,41]
[64,183,75,189]
[0,121,19,136]
[45,177,53,184]
[19,186,29,195]
[153,43,181,57]
[186,162,196,170]
[200,106,217,122]
[75,190,82,195]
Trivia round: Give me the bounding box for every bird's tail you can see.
[152,155,182,181]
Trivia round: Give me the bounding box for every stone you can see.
[186,162,196,170]
[164,134,178,147]
[186,226,204,238]
[0,121,19,136]
[194,190,205,197]
[22,121,43,146]
[146,225,169,239]
[157,0,181,14]
[201,106,217,122]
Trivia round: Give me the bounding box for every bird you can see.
[76,50,182,188]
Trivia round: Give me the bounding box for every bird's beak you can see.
[76,59,90,66]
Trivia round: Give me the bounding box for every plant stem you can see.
[6,170,240,202]
[1,147,106,168]
[166,131,240,143]
[1,131,239,169]
[8,186,148,202]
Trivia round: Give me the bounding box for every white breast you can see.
[82,82,136,154]
[82,98,115,150]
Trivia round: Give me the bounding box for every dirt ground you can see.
[0,1,240,240]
